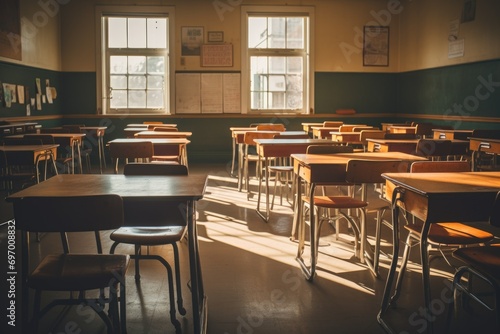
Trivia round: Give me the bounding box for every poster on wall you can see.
[363,26,389,67]
[181,27,204,56]
[0,0,22,60]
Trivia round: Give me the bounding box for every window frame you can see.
[95,6,176,115]
[241,5,314,115]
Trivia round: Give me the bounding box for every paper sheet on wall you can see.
[175,73,201,113]
[448,38,464,58]
[201,73,223,113]
[223,73,240,113]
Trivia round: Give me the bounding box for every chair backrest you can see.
[415,139,452,158]
[124,163,188,176]
[323,121,343,127]
[345,159,403,184]
[62,125,83,133]
[352,126,375,132]
[109,141,154,159]
[13,195,123,232]
[143,121,163,125]
[256,124,286,131]
[338,124,366,132]
[2,138,43,145]
[40,127,71,134]
[273,133,309,139]
[415,123,435,137]
[244,131,279,145]
[384,133,418,139]
[410,160,470,173]
[121,162,188,226]
[24,134,55,144]
[306,144,353,154]
[153,127,179,132]
[472,129,500,139]
[359,130,386,142]
[249,123,272,127]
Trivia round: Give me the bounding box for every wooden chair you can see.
[242,131,279,193]
[109,163,188,331]
[391,161,495,304]
[109,140,154,173]
[472,129,500,171]
[338,124,367,132]
[13,195,129,333]
[256,124,286,131]
[446,192,500,332]
[62,124,93,173]
[323,121,343,127]
[359,130,386,151]
[268,133,310,208]
[415,138,452,160]
[300,159,402,276]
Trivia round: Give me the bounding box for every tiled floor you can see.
[1,162,499,333]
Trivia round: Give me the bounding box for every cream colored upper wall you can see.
[0,0,62,70]
[399,0,500,72]
[59,0,401,73]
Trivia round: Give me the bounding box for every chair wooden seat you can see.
[405,221,494,245]
[303,195,367,209]
[453,244,500,278]
[29,253,129,291]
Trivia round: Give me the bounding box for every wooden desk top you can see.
[108,138,190,145]
[134,131,192,138]
[254,138,333,157]
[9,133,85,139]
[0,144,59,152]
[127,123,177,128]
[7,174,208,201]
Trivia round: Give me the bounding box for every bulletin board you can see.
[201,44,233,67]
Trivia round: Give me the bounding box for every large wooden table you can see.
[253,138,334,222]
[378,171,500,334]
[7,173,208,334]
[291,152,427,281]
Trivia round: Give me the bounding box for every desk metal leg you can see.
[237,144,243,191]
[231,137,237,177]
[296,182,317,281]
[256,156,270,222]
[187,200,207,334]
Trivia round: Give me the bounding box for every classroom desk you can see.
[0,144,59,183]
[432,129,473,140]
[311,126,341,139]
[0,122,38,136]
[366,138,469,156]
[330,131,363,144]
[388,126,417,134]
[229,127,256,177]
[290,152,427,281]
[124,127,149,138]
[380,123,409,132]
[108,138,191,166]
[127,123,177,128]
[81,126,107,173]
[253,138,333,222]
[7,173,208,334]
[378,172,500,334]
[301,122,323,134]
[134,130,192,138]
[9,133,85,174]
[469,137,500,171]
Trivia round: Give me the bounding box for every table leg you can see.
[296,182,317,281]
[231,137,236,177]
[256,156,270,222]
[187,200,207,334]
[237,144,243,191]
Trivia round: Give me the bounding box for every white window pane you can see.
[110,90,127,108]
[269,92,285,109]
[287,57,302,74]
[110,56,127,74]
[251,92,267,109]
[110,75,127,89]
[287,18,304,49]
[147,56,164,74]
[251,73,268,92]
[128,18,147,48]
[128,56,146,74]
[268,17,285,48]
[129,91,146,108]
[147,18,167,48]
[287,92,302,109]
[147,90,164,108]
[129,76,147,89]
[248,17,267,48]
[287,74,302,92]
[269,75,286,92]
[147,75,163,89]
[269,57,286,73]
[108,18,127,48]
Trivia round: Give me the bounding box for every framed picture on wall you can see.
[181,26,204,56]
[363,26,389,67]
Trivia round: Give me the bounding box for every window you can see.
[241,6,314,114]
[96,6,175,114]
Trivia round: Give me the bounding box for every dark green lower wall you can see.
[1,59,499,163]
